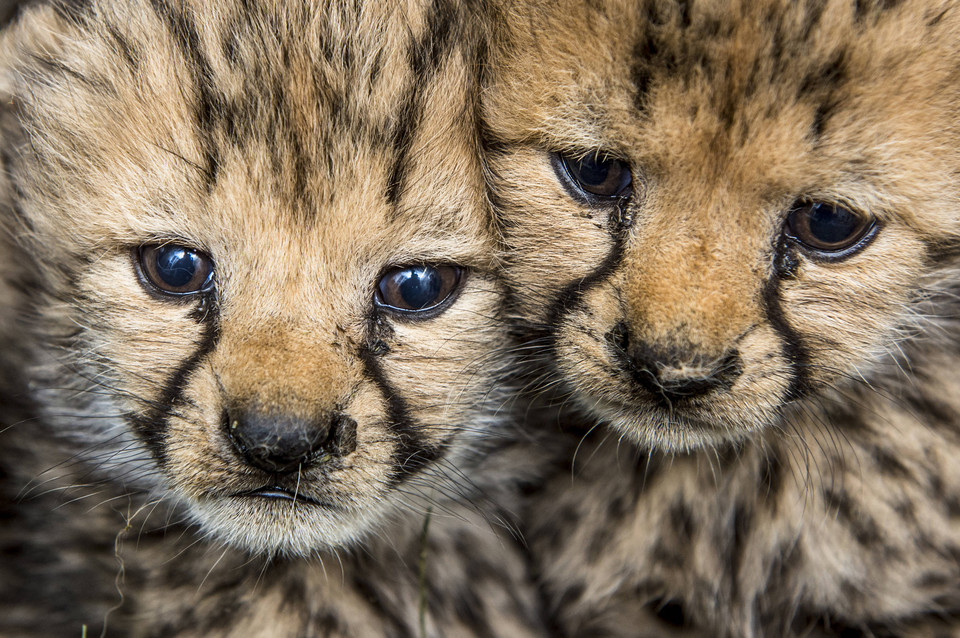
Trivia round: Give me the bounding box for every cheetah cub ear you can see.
[1,0,511,556]
[483,0,960,452]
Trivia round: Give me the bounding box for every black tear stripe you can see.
[357,347,442,487]
[128,300,221,467]
[763,236,812,400]
[385,0,461,208]
[149,0,222,188]
[540,201,631,360]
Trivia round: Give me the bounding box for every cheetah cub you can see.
[484,0,960,636]
[0,1,546,636]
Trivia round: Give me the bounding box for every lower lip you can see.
[236,487,325,507]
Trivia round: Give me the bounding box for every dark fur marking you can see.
[650,539,686,569]
[651,598,687,627]
[764,235,812,399]
[822,488,883,547]
[385,0,461,207]
[357,340,439,486]
[854,0,904,23]
[128,300,221,466]
[927,6,951,27]
[728,502,753,602]
[872,446,911,479]
[797,52,846,98]
[758,447,784,506]
[149,0,222,187]
[350,573,415,638]
[544,200,630,353]
[667,499,695,543]
[105,23,141,72]
[799,0,828,41]
[452,587,497,638]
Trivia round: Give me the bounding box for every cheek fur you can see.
[783,229,926,388]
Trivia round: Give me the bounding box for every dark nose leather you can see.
[606,322,742,405]
[225,410,357,473]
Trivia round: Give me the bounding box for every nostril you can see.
[225,409,344,474]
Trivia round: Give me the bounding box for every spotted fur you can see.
[484,0,960,635]
[0,1,549,635]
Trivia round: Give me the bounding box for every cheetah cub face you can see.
[2,0,500,555]
[484,0,960,451]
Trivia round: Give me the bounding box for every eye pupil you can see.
[397,267,442,310]
[155,246,199,288]
[376,264,462,316]
[575,156,611,187]
[806,204,859,245]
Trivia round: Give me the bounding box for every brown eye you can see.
[376,264,462,316]
[786,202,876,255]
[138,244,214,295]
[556,152,633,200]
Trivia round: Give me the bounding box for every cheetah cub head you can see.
[484,0,960,451]
[1,0,502,555]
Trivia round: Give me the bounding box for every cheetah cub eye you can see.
[784,201,878,259]
[136,244,215,296]
[553,152,633,202]
[376,264,463,317]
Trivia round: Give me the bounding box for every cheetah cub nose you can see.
[607,322,743,404]
[225,409,358,473]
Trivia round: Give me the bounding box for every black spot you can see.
[872,446,911,479]
[652,598,687,627]
[822,488,883,547]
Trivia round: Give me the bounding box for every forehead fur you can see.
[488,0,960,238]
[3,0,493,290]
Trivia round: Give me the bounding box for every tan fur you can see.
[484,0,960,635]
[0,1,548,635]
